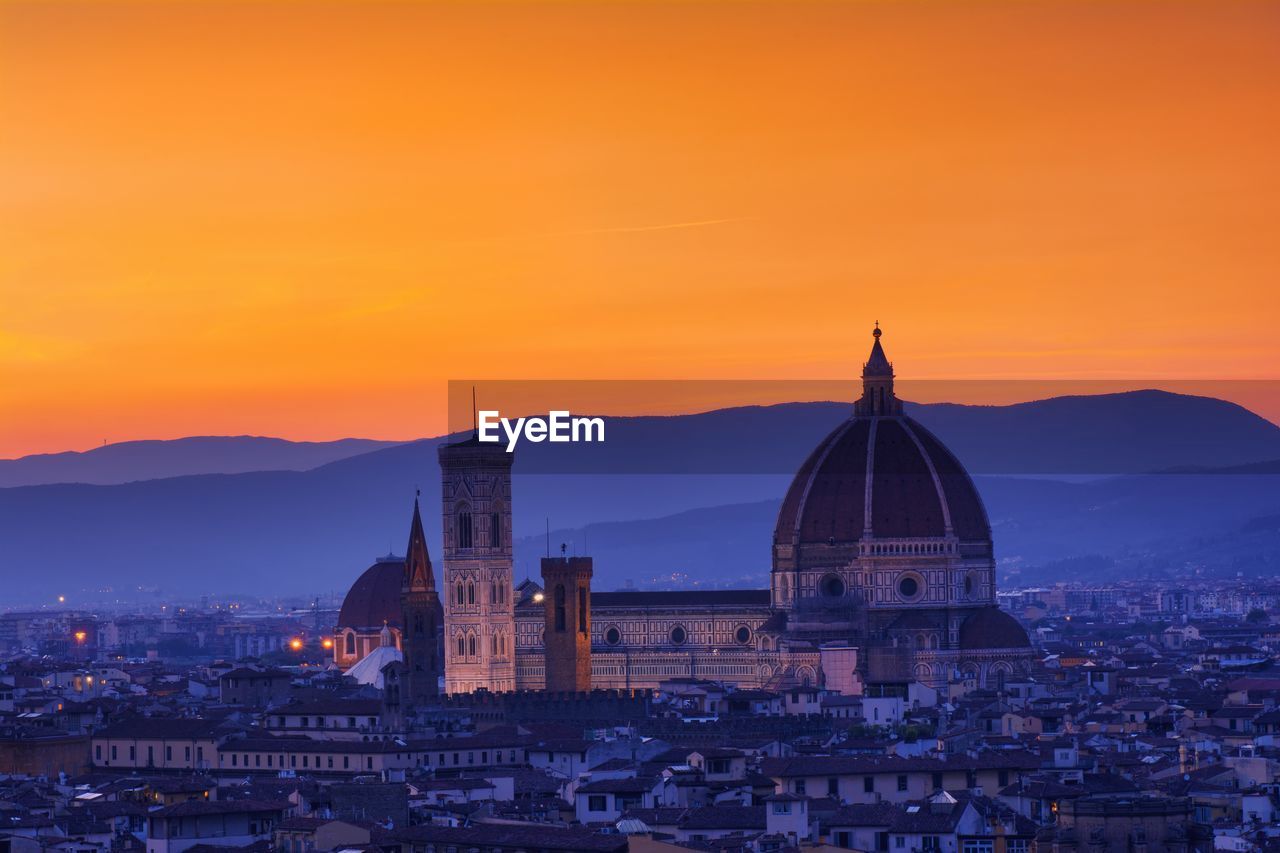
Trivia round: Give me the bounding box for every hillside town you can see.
[4,574,1280,853]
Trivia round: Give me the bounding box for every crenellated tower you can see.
[541,553,593,692]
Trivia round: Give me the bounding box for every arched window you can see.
[455,582,464,606]
[491,634,497,655]
[344,632,355,656]
[468,634,476,656]
[458,508,473,548]
[467,582,475,604]
[578,586,588,635]
[490,583,497,604]
[456,636,465,657]
[414,613,424,636]
[491,512,501,549]
[554,584,566,632]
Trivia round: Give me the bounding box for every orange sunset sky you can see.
[2,0,1279,459]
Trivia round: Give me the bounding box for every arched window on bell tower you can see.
[554,584,566,632]
[457,506,473,549]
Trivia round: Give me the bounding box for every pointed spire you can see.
[854,322,902,416]
[404,493,435,593]
[864,320,892,376]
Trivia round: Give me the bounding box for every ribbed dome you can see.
[337,557,404,630]
[958,606,1031,649]
[774,415,990,545]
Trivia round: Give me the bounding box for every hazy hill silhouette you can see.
[0,436,401,488]
[517,469,1280,590]
[2,391,1279,602]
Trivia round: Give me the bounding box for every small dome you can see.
[337,558,404,631]
[343,644,403,688]
[958,607,1031,650]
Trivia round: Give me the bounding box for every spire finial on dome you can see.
[854,321,901,416]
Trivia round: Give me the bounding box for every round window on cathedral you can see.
[898,574,921,600]
[605,627,621,646]
[735,626,751,645]
[670,625,687,645]
[964,574,974,596]
[820,574,845,597]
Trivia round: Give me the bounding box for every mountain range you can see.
[0,436,400,488]
[2,390,1278,604]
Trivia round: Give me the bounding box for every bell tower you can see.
[439,437,515,694]
[541,551,593,693]
[400,495,440,705]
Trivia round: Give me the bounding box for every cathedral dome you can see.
[774,415,991,546]
[958,606,1031,649]
[774,329,990,549]
[336,556,404,631]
